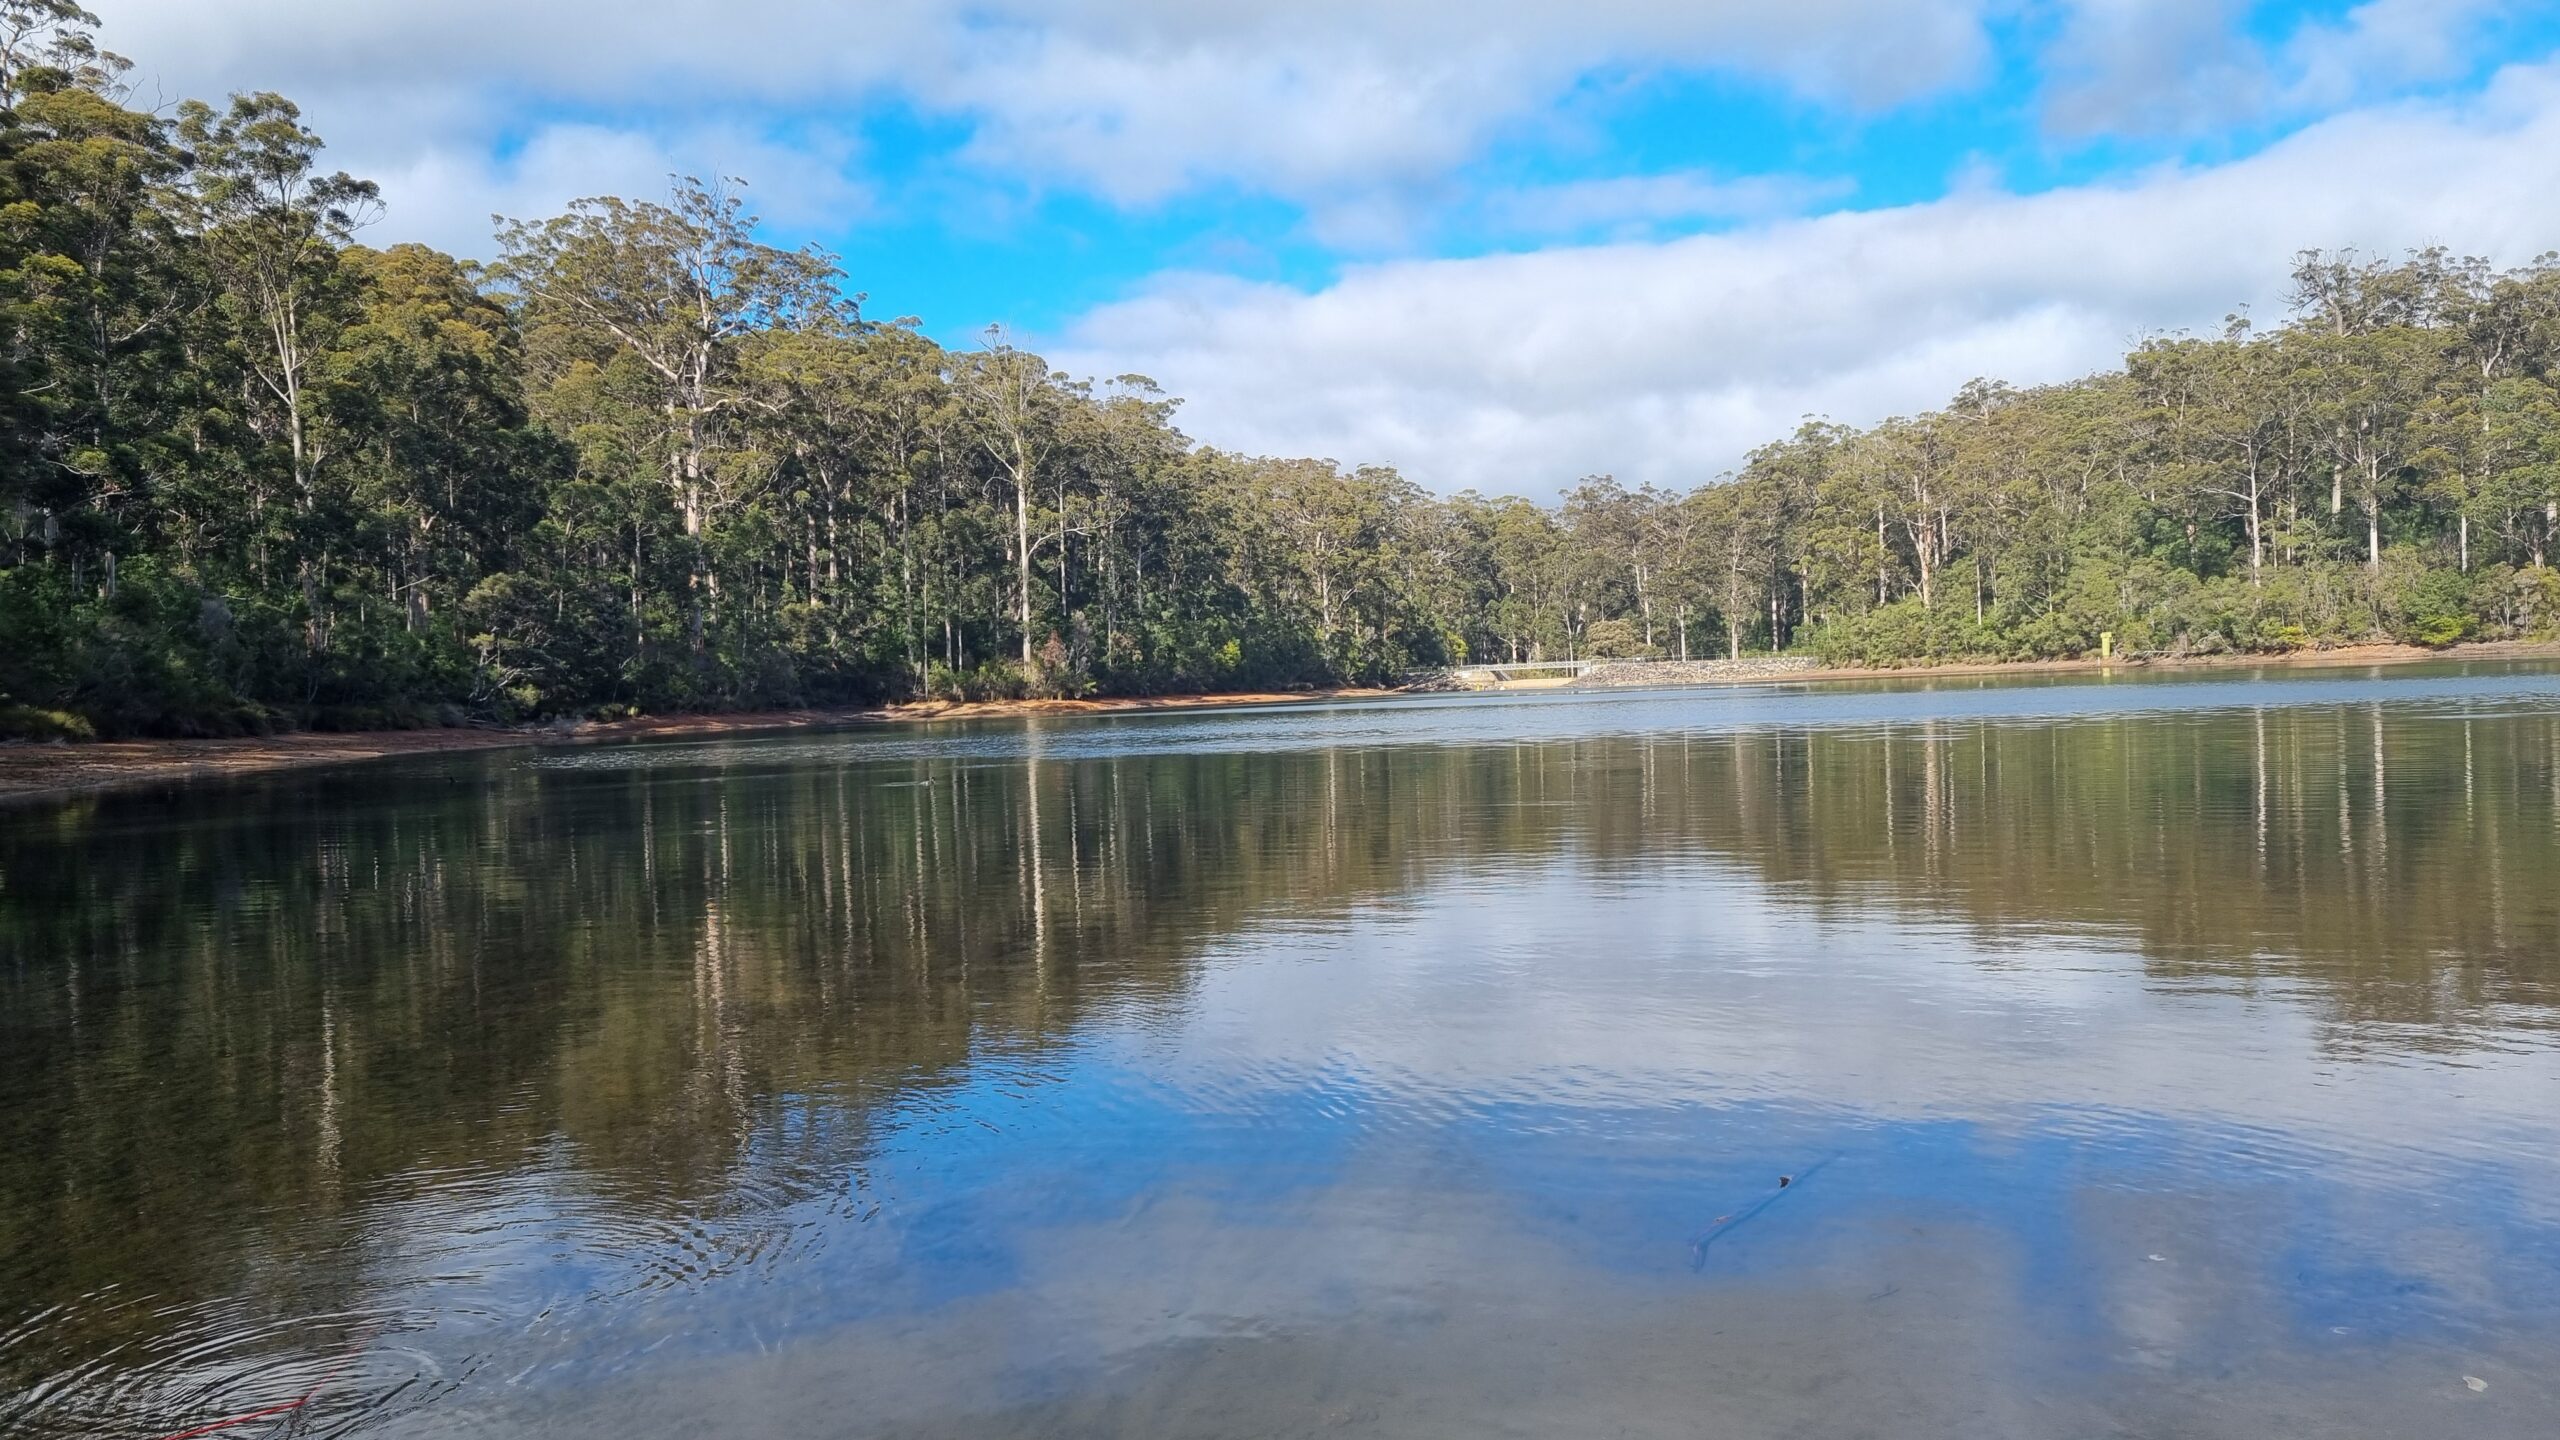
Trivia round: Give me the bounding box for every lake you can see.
[5,663,2559,1438]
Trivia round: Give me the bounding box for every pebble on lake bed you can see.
[2465,1376,2488,1392]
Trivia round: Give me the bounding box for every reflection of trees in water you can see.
[0,742,1583,1389]
[1642,708,2560,1040]
[3,707,2556,1392]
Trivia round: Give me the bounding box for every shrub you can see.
[1805,596,2005,666]
[1581,616,1643,658]
[2379,561,2478,647]
[927,660,1031,702]
[1026,632,1093,699]
[0,703,96,741]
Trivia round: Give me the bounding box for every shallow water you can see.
[5,662,2560,1437]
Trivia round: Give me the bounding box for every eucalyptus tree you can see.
[951,335,1083,666]
[2290,247,2456,338]
[1457,492,1563,662]
[2474,376,2560,568]
[1561,477,1683,651]
[0,0,187,588]
[177,94,377,519]
[1739,421,1842,645]
[1862,415,1956,609]
[495,179,846,648]
[2295,325,2435,570]
[2428,255,2560,570]
[1689,480,1777,659]
[325,245,552,632]
[738,322,936,672]
[2129,332,2295,582]
[0,1,107,102]
[9,0,2560,742]
[1075,373,1186,665]
[1240,457,1365,660]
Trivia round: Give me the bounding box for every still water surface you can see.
[6,664,2560,1436]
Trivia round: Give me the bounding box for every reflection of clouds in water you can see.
[16,666,2560,1438]
[28,849,2558,1436]
[1144,858,2560,1178]
[470,1056,2560,1437]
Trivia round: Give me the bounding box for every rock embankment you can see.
[1571,657,1823,688]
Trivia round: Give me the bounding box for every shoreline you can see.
[0,688,1395,809]
[1636,638,2560,689]
[6,640,2557,809]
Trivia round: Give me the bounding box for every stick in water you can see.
[1690,1156,1836,1270]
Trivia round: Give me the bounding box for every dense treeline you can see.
[5,2,2560,738]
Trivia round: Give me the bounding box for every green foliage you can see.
[928,660,1032,703]
[2,10,2557,736]
[1809,597,2006,666]
[1578,616,1642,657]
[0,702,90,739]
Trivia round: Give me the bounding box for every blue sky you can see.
[106,0,2560,496]
[800,1,2560,335]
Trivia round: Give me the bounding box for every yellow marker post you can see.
[2100,631,2114,663]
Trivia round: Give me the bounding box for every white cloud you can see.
[1480,169,1857,239]
[96,0,1997,230]
[2042,0,2517,135]
[361,124,869,260]
[2281,0,2513,109]
[80,0,2559,501]
[944,34,1535,207]
[1051,62,2560,497]
[2042,0,2268,136]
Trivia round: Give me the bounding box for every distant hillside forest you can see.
[5,5,2560,738]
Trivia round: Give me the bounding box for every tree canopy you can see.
[5,2,2560,737]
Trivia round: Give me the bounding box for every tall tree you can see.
[951,335,1078,666]
[494,179,846,650]
[177,92,376,512]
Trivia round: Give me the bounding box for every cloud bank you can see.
[1054,63,2560,497]
[99,0,1997,248]
[85,1,2560,498]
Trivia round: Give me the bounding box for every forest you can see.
[5,1,2560,738]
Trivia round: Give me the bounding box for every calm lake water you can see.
[7,664,2560,1437]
